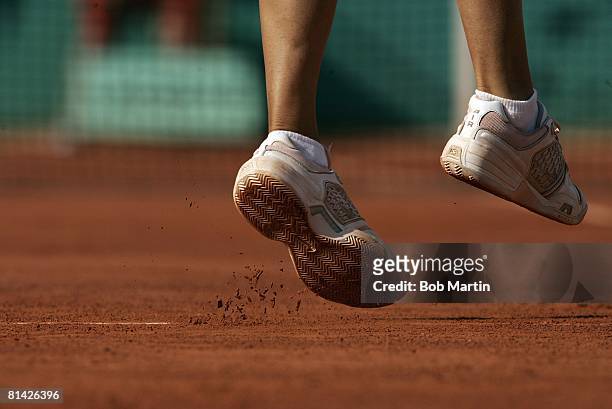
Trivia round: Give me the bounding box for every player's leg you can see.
[233,0,392,307]
[440,0,587,224]
[260,0,336,138]
[458,0,533,101]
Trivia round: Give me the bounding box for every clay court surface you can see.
[1,139,611,408]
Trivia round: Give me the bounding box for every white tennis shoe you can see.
[441,96,587,225]
[233,133,389,307]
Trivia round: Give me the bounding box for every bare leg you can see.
[457,0,533,100]
[259,0,337,139]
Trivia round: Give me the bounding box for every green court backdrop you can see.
[0,0,610,139]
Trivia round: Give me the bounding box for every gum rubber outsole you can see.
[440,158,506,198]
[440,157,586,225]
[234,172,379,307]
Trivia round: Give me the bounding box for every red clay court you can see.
[1,138,610,408]
[1,1,611,406]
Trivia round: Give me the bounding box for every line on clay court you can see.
[4,322,174,325]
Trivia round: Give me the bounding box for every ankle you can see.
[475,84,534,102]
[475,88,539,132]
[262,130,329,168]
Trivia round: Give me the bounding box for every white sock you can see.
[260,130,328,168]
[475,89,539,132]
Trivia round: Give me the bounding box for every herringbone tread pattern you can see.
[233,172,373,307]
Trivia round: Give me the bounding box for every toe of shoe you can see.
[547,173,588,224]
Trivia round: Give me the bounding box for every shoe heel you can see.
[233,171,377,307]
[440,158,477,185]
[233,172,311,244]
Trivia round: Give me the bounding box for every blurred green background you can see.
[0,0,610,142]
